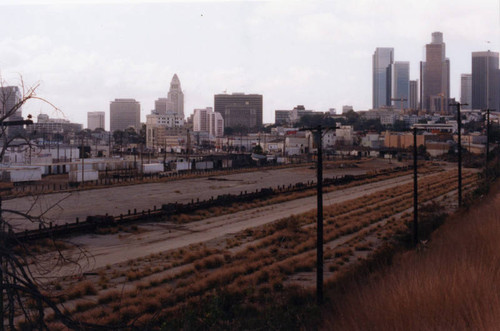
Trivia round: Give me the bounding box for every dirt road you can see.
[59,172,420,275]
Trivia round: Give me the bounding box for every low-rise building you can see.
[285,131,309,155]
[336,125,354,145]
[384,131,427,149]
[361,133,382,149]
[146,113,184,149]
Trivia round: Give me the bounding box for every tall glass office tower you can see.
[372,47,394,109]
[391,61,410,109]
[471,51,499,110]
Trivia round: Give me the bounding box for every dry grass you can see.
[64,281,97,300]
[164,166,421,226]
[324,182,500,331]
[51,169,479,328]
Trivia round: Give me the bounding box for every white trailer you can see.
[69,170,99,182]
[195,161,213,170]
[142,163,164,174]
[2,167,43,183]
[174,160,191,171]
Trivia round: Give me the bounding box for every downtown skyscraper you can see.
[421,32,450,113]
[409,80,419,110]
[214,93,263,128]
[471,51,499,110]
[372,47,394,109]
[391,61,410,109]
[154,74,185,119]
[110,99,141,133]
[460,74,472,110]
[167,74,184,119]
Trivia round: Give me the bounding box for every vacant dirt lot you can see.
[35,167,478,330]
[4,159,401,231]
[53,172,420,276]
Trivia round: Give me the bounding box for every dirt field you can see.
[4,158,402,231]
[51,172,421,277]
[18,162,480,329]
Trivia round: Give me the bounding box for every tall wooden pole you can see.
[81,135,85,187]
[413,127,418,246]
[300,125,329,305]
[486,109,490,164]
[316,128,324,305]
[450,102,467,207]
[0,198,4,331]
[457,103,462,207]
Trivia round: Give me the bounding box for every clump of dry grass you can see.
[194,254,225,270]
[65,281,97,300]
[324,184,500,331]
[97,290,123,304]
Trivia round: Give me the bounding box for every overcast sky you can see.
[0,0,499,130]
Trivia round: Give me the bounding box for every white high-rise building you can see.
[209,112,224,138]
[167,74,184,118]
[193,107,211,132]
[193,107,224,137]
[87,111,105,130]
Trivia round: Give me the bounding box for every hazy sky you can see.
[0,0,499,129]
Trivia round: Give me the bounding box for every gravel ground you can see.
[4,159,401,231]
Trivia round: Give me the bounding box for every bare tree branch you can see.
[0,75,123,330]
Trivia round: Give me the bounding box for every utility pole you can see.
[0,198,4,331]
[412,126,418,246]
[81,134,85,187]
[163,138,167,171]
[450,102,467,207]
[315,128,323,305]
[300,125,333,305]
[486,109,491,164]
[283,134,286,158]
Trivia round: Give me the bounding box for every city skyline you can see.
[0,0,499,129]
